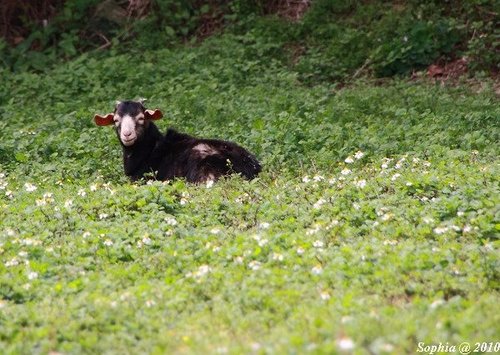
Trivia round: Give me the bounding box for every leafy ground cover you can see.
[1,11,499,354]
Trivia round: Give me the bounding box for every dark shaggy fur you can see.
[123,124,261,182]
[95,101,261,183]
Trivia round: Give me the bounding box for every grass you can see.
[0,24,499,354]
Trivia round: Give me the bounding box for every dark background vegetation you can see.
[1,0,498,81]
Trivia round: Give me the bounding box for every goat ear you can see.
[145,109,163,120]
[94,113,115,126]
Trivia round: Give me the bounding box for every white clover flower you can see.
[21,238,37,246]
[0,181,7,190]
[327,220,339,229]
[340,168,351,176]
[206,180,214,188]
[165,216,178,226]
[313,175,324,182]
[258,238,268,247]
[381,213,393,221]
[313,240,324,248]
[337,337,355,351]
[381,158,392,169]
[391,173,401,181]
[43,192,54,200]
[306,225,321,235]
[423,215,437,225]
[328,177,337,184]
[423,161,431,167]
[77,189,86,197]
[272,253,284,261]
[27,271,38,280]
[103,239,113,246]
[302,175,311,183]
[5,258,19,267]
[352,203,361,210]
[383,240,398,246]
[64,199,73,209]
[36,199,46,207]
[433,227,448,235]
[24,183,37,192]
[145,300,156,308]
[405,181,413,186]
[142,236,152,245]
[90,184,98,192]
[18,251,28,258]
[234,256,244,264]
[457,211,465,217]
[296,247,305,255]
[259,222,270,229]
[311,265,323,275]
[5,190,13,198]
[354,179,366,189]
[251,343,261,351]
[248,260,261,271]
[344,156,354,164]
[82,231,91,239]
[354,151,364,160]
[210,228,221,234]
[430,299,445,309]
[188,265,211,278]
[341,316,353,324]
[320,291,331,300]
[99,213,108,220]
[313,198,326,209]
[463,225,472,233]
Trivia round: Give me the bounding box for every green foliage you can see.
[293,0,498,81]
[1,0,498,78]
[1,23,499,352]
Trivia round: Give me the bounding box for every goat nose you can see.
[123,131,132,137]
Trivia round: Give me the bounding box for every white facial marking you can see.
[193,143,218,158]
[120,115,137,146]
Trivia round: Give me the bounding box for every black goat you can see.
[94,100,261,183]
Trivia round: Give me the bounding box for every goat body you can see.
[95,101,261,183]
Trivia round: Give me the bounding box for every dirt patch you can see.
[271,0,312,21]
[427,57,469,81]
